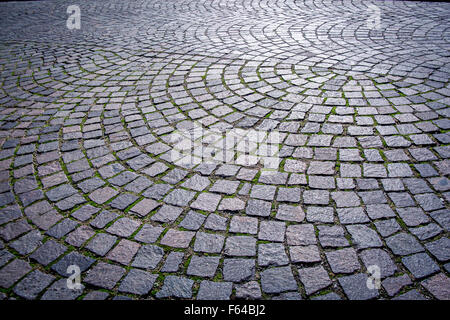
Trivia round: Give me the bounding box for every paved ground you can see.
[0,0,449,300]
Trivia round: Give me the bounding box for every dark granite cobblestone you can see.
[0,0,448,300]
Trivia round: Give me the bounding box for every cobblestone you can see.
[298,266,331,296]
[223,259,256,282]
[0,0,448,300]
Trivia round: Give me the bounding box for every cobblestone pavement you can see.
[0,0,449,300]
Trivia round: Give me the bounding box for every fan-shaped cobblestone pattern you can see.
[0,0,449,300]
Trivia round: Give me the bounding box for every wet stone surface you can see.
[0,0,448,300]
